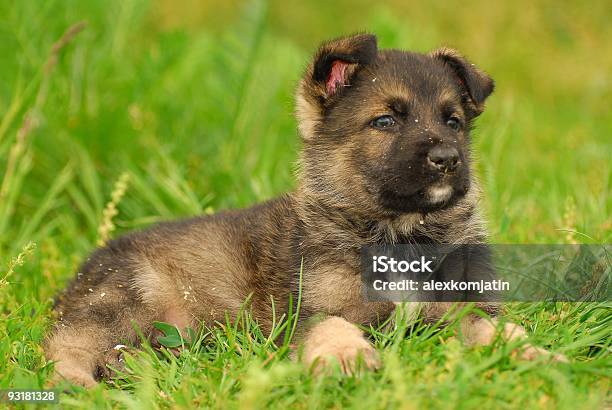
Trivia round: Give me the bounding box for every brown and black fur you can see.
[46,34,564,386]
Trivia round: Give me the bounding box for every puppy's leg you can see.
[45,287,158,387]
[300,316,380,375]
[46,325,123,387]
[460,315,568,362]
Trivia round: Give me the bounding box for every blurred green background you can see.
[0,0,609,256]
[0,0,610,407]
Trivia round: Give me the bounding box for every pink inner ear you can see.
[326,60,349,96]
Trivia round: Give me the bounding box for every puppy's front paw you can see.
[462,318,568,363]
[514,344,568,363]
[302,317,380,376]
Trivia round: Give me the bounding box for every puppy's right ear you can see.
[297,34,377,139]
[311,34,378,99]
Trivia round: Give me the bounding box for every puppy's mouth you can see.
[379,181,468,214]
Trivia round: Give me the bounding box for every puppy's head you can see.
[296,34,494,218]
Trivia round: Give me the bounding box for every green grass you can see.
[0,0,610,408]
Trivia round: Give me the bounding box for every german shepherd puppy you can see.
[46,34,564,386]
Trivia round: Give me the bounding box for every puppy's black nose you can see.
[427,146,460,172]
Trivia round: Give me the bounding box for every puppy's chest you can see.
[302,259,362,310]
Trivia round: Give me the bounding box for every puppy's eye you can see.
[446,117,461,131]
[371,115,396,129]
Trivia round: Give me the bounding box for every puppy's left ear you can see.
[430,48,495,116]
